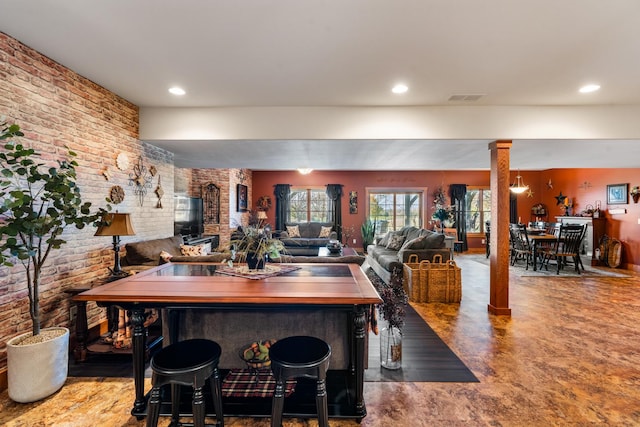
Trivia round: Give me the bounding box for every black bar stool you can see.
[146,338,224,427]
[269,336,331,427]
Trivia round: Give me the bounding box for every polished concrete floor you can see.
[2,253,640,426]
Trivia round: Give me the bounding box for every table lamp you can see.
[257,211,267,220]
[95,212,136,280]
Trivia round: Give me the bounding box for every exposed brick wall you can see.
[178,168,252,249]
[0,33,174,368]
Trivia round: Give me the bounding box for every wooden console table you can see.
[74,262,381,421]
[65,279,162,363]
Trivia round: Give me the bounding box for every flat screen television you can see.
[174,195,204,238]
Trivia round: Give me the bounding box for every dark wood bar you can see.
[74,262,381,421]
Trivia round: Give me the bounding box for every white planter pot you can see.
[7,327,69,403]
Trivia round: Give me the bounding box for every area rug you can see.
[467,254,629,278]
[221,369,295,398]
[364,267,478,383]
[365,304,478,383]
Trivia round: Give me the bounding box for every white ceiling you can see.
[2,0,640,170]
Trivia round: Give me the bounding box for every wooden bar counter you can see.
[74,262,381,421]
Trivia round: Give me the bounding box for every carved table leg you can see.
[73,300,88,363]
[353,304,368,418]
[129,308,148,416]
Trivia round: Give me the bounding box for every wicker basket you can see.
[402,254,461,303]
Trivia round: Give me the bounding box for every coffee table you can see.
[318,246,358,257]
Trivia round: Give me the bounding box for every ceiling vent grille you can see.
[448,94,485,102]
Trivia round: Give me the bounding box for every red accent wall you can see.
[253,168,640,269]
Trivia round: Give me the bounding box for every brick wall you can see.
[0,33,174,369]
[177,168,253,249]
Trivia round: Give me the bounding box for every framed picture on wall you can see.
[606,183,628,205]
[349,191,357,214]
[237,184,248,212]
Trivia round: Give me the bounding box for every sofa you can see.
[365,226,451,284]
[277,222,338,256]
[122,235,230,268]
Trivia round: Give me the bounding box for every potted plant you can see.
[361,217,376,252]
[0,120,107,402]
[230,213,285,269]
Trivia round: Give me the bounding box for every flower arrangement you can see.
[630,186,640,196]
[339,224,357,246]
[378,266,409,330]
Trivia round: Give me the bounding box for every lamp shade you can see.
[257,211,268,220]
[94,213,136,237]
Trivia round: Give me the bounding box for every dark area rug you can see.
[365,304,478,382]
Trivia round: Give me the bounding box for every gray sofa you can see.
[122,235,230,268]
[365,226,451,284]
[277,222,338,256]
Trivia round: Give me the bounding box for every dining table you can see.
[528,233,558,271]
[73,262,382,422]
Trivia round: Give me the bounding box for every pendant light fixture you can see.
[510,170,529,194]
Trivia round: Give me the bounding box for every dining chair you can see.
[510,224,533,269]
[540,224,585,274]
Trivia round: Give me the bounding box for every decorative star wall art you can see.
[527,188,534,198]
[555,192,568,205]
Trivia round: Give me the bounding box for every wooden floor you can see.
[2,253,640,426]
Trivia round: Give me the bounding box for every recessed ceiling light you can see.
[392,84,408,94]
[169,87,186,96]
[579,84,600,93]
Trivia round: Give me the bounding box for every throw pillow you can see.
[286,225,301,238]
[385,233,406,251]
[378,231,392,247]
[159,250,173,263]
[318,225,333,238]
[423,232,446,248]
[180,244,206,256]
[400,235,427,251]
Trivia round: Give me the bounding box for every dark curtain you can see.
[510,192,518,224]
[326,184,343,241]
[449,184,468,251]
[273,184,290,232]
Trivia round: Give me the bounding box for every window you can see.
[288,187,331,222]
[367,190,423,235]
[465,187,491,234]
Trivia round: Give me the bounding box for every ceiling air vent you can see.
[448,94,485,102]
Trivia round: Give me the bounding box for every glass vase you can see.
[380,326,402,370]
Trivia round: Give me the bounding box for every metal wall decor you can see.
[203,182,221,223]
[128,156,153,206]
[155,175,164,209]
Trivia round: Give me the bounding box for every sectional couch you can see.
[365,226,451,284]
[277,222,338,256]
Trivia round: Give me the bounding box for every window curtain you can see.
[325,184,343,241]
[449,184,468,251]
[273,184,290,232]
[510,192,518,224]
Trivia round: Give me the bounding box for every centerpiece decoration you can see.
[230,210,285,270]
[378,266,408,370]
